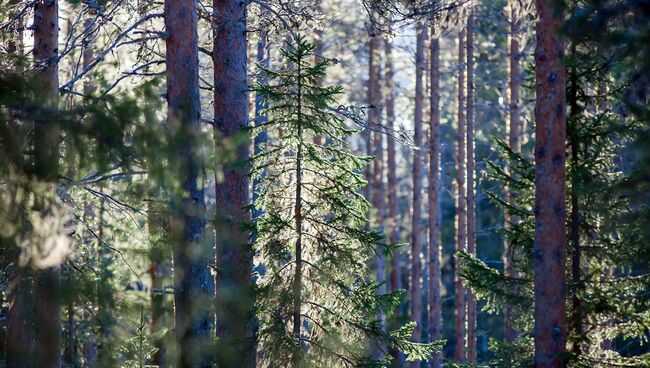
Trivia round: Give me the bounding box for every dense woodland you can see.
[0,0,649,366]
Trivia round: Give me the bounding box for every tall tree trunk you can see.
[454,27,467,364]
[165,0,213,366]
[504,0,522,343]
[291,57,305,368]
[369,33,385,298]
[385,38,399,295]
[4,4,27,366]
[568,42,582,358]
[213,0,256,365]
[364,27,377,221]
[533,1,567,367]
[253,26,270,220]
[384,38,403,367]
[466,10,477,364]
[410,23,426,367]
[32,0,62,366]
[427,27,442,368]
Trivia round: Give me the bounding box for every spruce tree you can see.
[251,36,442,367]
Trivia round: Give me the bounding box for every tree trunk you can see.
[253,26,270,220]
[466,10,477,364]
[165,0,213,366]
[454,27,467,364]
[32,0,62,366]
[384,38,403,367]
[369,33,385,298]
[533,1,567,366]
[148,210,166,367]
[4,5,27,366]
[213,0,256,365]
[504,0,522,343]
[410,23,426,367]
[291,57,306,368]
[427,27,442,368]
[568,42,582,358]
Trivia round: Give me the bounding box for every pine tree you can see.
[251,36,442,367]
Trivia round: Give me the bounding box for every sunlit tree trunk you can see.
[533,1,567,366]
[427,27,442,368]
[410,23,427,367]
[454,27,467,364]
[465,10,477,364]
[213,0,256,365]
[504,0,522,343]
[165,0,214,365]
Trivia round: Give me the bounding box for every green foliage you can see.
[460,7,650,364]
[251,36,441,367]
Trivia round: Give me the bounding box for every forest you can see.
[0,0,649,366]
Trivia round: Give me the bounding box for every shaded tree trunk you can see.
[568,41,582,358]
[504,0,522,343]
[369,33,385,298]
[148,210,166,367]
[384,38,403,367]
[454,27,467,364]
[32,0,62,366]
[533,1,567,366]
[427,28,442,368]
[410,23,427,367]
[213,0,256,365]
[165,0,213,366]
[465,10,477,364]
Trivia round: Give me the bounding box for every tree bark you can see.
[533,1,567,367]
[213,0,256,365]
[568,41,582,358]
[410,23,427,367]
[369,33,385,297]
[384,38,403,367]
[466,10,477,364]
[32,0,62,366]
[427,27,442,368]
[454,27,467,364]
[504,0,522,343]
[291,55,306,368]
[165,0,214,366]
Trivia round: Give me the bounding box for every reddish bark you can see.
[533,1,567,366]
[455,27,467,364]
[466,10,477,364]
[213,0,256,365]
[410,23,427,365]
[427,28,442,368]
[504,0,522,343]
[165,0,213,366]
